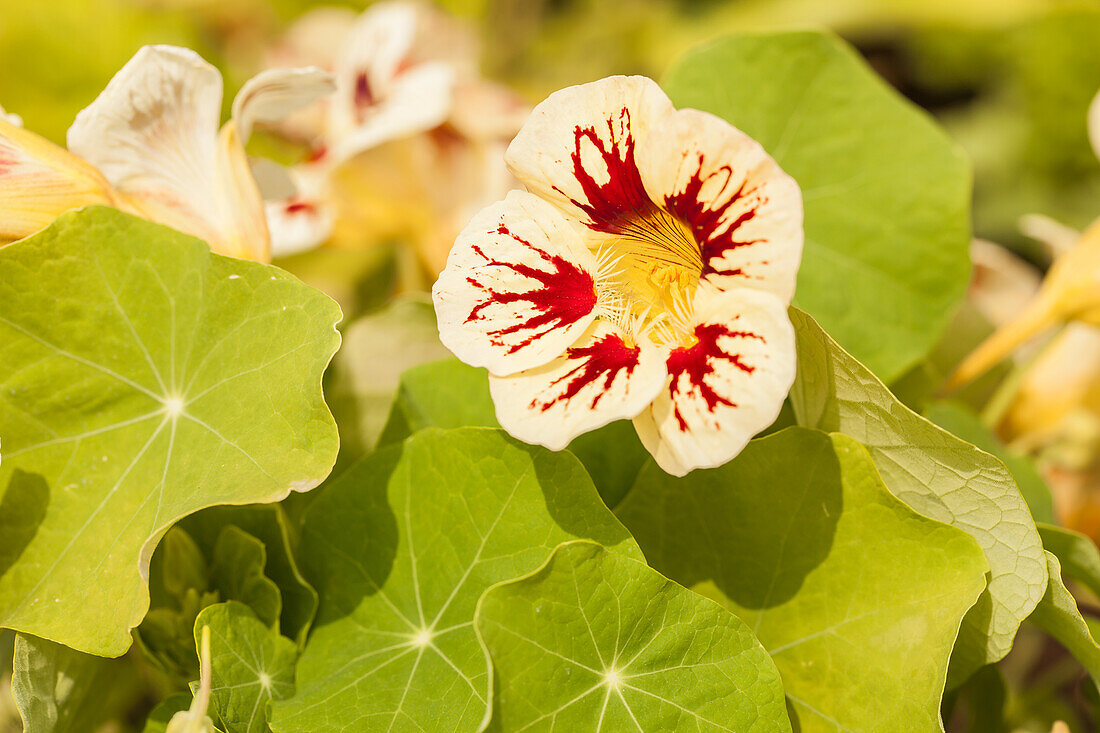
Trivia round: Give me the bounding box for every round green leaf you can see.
[616,428,989,732]
[196,601,297,733]
[270,427,642,733]
[477,541,791,733]
[663,31,971,381]
[0,207,341,656]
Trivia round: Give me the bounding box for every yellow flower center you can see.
[593,207,703,346]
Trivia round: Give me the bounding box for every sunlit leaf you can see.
[0,207,341,656]
[477,540,791,732]
[269,427,642,733]
[617,428,988,732]
[789,308,1046,680]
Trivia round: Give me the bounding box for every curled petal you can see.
[634,287,796,476]
[0,117,115,242]
[69,45,271,261]
[433,190,598,376]
[0,104,22,127]
[640,108,803,303]
[489,321,666,450]
[231,66,336,142]
[262,164,334,257]
[505,75,674,230]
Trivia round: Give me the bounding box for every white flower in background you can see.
[261,0,527,269]
[0,45,333,261]
[68,45,334,261]
[433,76,802,476]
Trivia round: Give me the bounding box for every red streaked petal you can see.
[640,108,803,303]
[490,321,666,451]
[634,287,796,476]
[505,76,674,230]
[433,190,598,376]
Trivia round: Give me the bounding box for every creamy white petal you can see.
[639,108,803,303]
[263,163,333,257]
[232,66,336,142]
[67,45,228,249]
[433,190,598,376]
[0,117,115,241]
[489,320,667,451]
[0,104,22,127]
[634,287,796,476]
[504,75,674,230]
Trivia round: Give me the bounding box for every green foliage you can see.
[11,633,144,732]
[617,429,989,732]
[197,602,297,733]
[925,400,1055,525]
[664,31,972,383]
[270,428,641,732]
[477,540,791,732]
[789,308,1047,680]
[0,207,341,656]
[1028,553,1100,695]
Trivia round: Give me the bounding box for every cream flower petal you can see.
[327,0,456,160]
[489,320,667,451]
[231,66,335,143]
[638,108,803,303]
[505,75,674,231]
[0,104,22,127]
[261,163,334,257]
[0,117,115,242]
[433,190,599,376]
[633,287,796,476]
[67,45,230,252]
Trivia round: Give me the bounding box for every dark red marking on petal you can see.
[306,145,329,163]
[464,225,596,354]
[284,200,317,216]
[354,72,375,123]
[663,153,769,278]
[553,107,658,233]
[666,323,764,431]
[535,333,641,411]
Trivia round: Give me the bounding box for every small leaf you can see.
[196,601,297,733]
[1029,552,1100,695]
[12,633,145,732]
[664,31,971,382]
[269,427,642,733]
[617,428,989,732]
[476,540,791,733]
[1038,524,1100,598]
[182,505,318,646]
[0,207,341,656]
[789,308,1047,680]
[208,527,281,630]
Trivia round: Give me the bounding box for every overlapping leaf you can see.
[0,207,341,656]
[617,428,988,732]
[788,308,1046,680]
[477,541,791,733]
[197,601,297,733]
[664,31,971,382]
[270,427,642,733]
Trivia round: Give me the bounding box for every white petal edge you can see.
[504,75,674,226]
[432,189,598,377]
[489,320,667,451]
[639,107,803,304]
[633,287,796,476]
[232,66,336,142]
[1089,87,1100,163]
[66,45,227,249]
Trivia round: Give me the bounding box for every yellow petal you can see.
[0,117,115,242]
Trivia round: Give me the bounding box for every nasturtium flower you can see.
[260,0,527,271]
[67,45,334,262]
[433,76,803,476]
